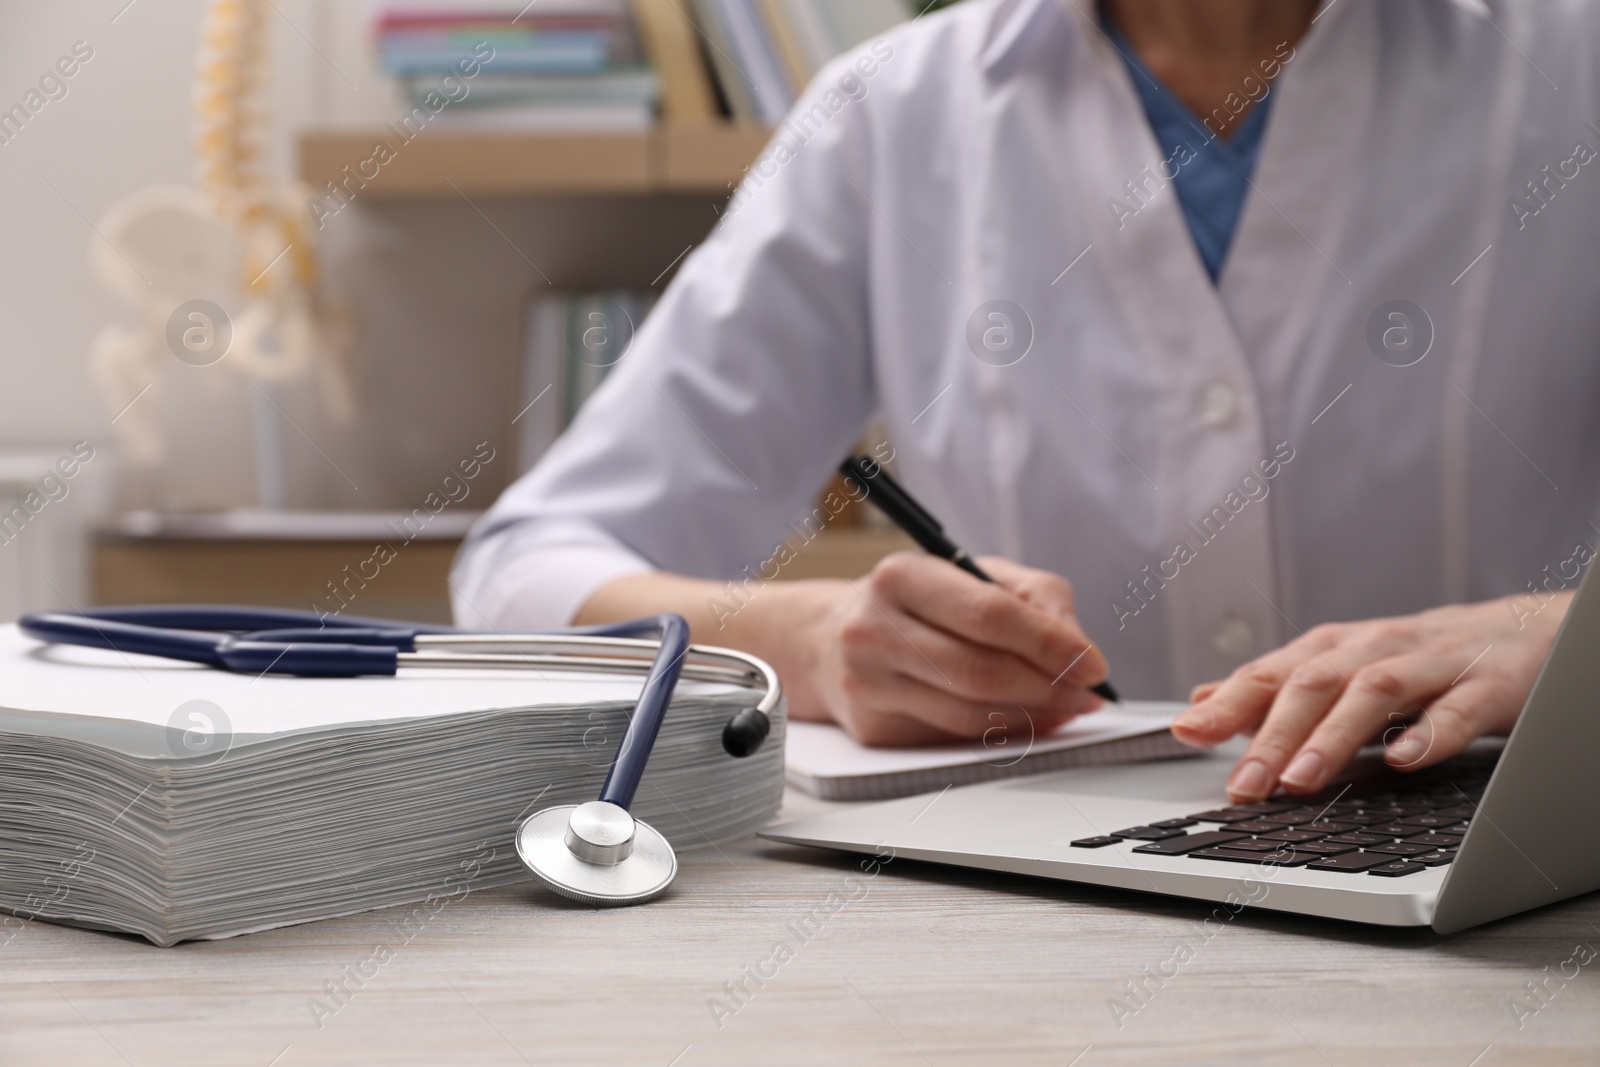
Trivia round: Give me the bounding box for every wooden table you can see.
[4,787,1598,1066]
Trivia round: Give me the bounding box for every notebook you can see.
[784,702,1192,801]
[0,625,784,946]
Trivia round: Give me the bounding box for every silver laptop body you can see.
[763,563,1600,932]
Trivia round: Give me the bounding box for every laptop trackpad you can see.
[999,740,1242,804]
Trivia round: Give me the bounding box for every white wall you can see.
[2,0,717,497]
[0,0,375,444]
[2,0,201,447]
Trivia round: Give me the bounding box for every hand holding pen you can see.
[816,455,1117,746]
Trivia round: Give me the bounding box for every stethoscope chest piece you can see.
[516,801,677,907]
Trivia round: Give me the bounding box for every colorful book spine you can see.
[687,0,911,123]
[381,40,613,77]
[373,4,663,123]
[373,5,644,76]
[373,0,914,127]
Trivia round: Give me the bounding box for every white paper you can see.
[0,624,741,734]
[112,509,482,540]
[785,702,1185,782]
[0,622,787,944]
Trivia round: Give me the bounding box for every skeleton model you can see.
[89,0,349,496]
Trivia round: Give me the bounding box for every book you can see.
[710,0,795,124]
[629,0,719,121]
[379,33,618,77]
[780,0,837,76]
[375,8,635,32]
[514,291,659,475]
[373,3,659,124]
[784,702,1195,801]
[372,0,912,128]
[416,101,656,130]
[374,5,643,54]
[0,624,784,945]
[758,0,813,97]
[561,291,657,426]
[688,0,759,122]
[689,0,911,123]
[404,71,661,107]
[816,0,911,53]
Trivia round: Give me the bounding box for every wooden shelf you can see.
[297,123,772,197]
[90,527,911,624]
[92,536,464,624]
[656,123,768,191]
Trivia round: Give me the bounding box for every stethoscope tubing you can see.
[17,613,779,711]
[406,634,781,707]
[17,607,780,817]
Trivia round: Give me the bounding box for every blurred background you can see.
[0,0,921,625]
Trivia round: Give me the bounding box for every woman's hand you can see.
[791,553,1110,745]
[795,553,1111,745]
[576,553,1112,747]
[1171,593,1572,802]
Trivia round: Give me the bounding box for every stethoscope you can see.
[17,606,781,907]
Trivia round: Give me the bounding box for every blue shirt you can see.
[1104,19,1274,281]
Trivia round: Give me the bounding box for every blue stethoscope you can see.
[17,606,781,907]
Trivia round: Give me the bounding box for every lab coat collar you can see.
[979,0,1070,79]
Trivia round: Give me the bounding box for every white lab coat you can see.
[453,0,1600,700]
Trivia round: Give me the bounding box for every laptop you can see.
[761,563,1600,933]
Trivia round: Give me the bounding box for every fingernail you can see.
[1227,758,1273,800]
[1387,736,1423,765]
[1173,707,1215,733]
[1280,750,1324,789]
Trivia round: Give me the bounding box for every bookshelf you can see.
[90,525,913,620]
[277,115,915,605]
[296,124,772,196]
[78,2,928,617]
[210,0,926,617]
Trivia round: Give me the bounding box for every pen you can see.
[838,454,1122,704]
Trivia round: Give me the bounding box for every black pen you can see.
[838,455,1122,704]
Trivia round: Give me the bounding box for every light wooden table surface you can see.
[4,786,1598,1067]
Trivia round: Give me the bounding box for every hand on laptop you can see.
[801,553,1111,746]
[1171,593,1574,802]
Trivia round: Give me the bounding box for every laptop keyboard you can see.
[1069,756,1496,878]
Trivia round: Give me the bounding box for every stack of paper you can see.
[785,703,1193,801]
[0,626,784,946]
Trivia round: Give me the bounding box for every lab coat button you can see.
[1213,616,1255,657]
[1199,383,1239,428]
